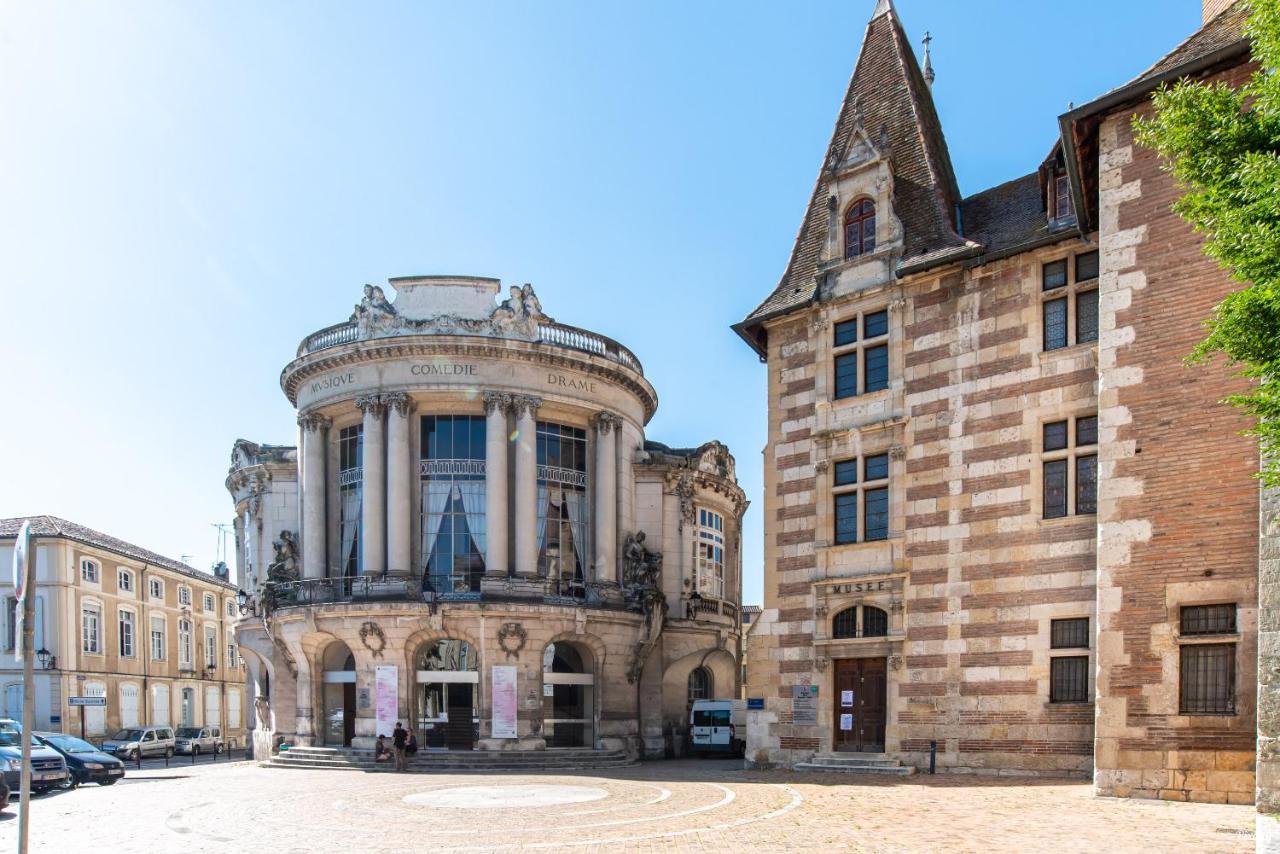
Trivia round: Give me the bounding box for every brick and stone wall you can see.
[1093,66,1259,804]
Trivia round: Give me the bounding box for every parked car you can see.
[100,725,175,761]
[689,699,746,757]
[0,776,10,810]
[175,726,222,755]
[34,732,125,788]
[0,719,68,794]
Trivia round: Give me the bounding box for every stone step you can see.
[268,748,634,773]
[794,760,916,776]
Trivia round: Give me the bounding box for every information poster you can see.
[840,713,853,731]
[375,665,398,738]
[492,665,518,739]
[792,684,819,725]
[841,690,854,707]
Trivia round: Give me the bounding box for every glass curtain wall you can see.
[338,425,363,584]
[421,416,487,594]
[536,423,589,598]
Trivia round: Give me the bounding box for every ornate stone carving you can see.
[482,391,511,416]
[622,531,667,684]
[814,656,829,673]
[497,622,527,660]
[675,474,697,530]
[297,412,331,433]
[358,621,387,658]
[508,394,542,420]
[591,412,623,435]
[888,654,903,671]
[351,281,553,343]
[815,460,830,474]
[354,394,386,417]
[267,531,299,583]
[889,445,907,461]
[382,392,415,417]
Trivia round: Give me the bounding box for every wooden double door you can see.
[833,657,886,753]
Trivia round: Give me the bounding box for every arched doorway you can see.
[321,641,356,746]
[415,639,478,750]
[688,666,713,705]
[543,642,594,748]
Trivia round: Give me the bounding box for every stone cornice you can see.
[279,337,658,422]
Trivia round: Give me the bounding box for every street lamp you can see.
[235,588,249,615]
[35,649,53,671]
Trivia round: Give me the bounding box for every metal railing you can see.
[296,318,644,375]
[685,597,738,621]
[261,575,612,613]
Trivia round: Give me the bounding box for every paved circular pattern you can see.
[403,784,609,809]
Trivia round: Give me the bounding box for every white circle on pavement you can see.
[403,785,610,809]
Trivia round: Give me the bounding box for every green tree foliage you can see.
[1134,0,1280,485]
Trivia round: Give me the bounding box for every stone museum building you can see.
[738,0,1262,803]
[228,276,745,759]
[0,516,246,745]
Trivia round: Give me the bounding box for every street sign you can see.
[68,697,106,707]
[747,698,764,710]
[11,521,30,603]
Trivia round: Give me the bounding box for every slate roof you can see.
[739,0,966,330]
[0,515,235,589]
[1130,0,1249,87]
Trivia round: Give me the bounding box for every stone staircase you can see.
[267,746,634,773]
[793,752,917,776]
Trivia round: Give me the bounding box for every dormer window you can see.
[844,199,876,259]
[1052,173,1075,224]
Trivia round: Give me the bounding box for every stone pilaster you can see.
[511,395,541,577]
[297,412,330,580]
[356,395,387,576]
[483,392,512,576]
[384,393,414,577]
[592,412,622,584]
[1258,483,1280,841]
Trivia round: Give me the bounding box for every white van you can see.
[689,699,745,756]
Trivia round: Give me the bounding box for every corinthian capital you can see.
[297,412,331,433]
[354,394,387,417]
[508,395,542,420]
[482,391,512,416]
[591,412,623,435]
[382,392,415,417]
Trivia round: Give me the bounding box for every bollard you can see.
[136,751,141,771]
[929,740,937,775]
[191,747,196,766]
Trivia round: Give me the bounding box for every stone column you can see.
[615,421,636,585]
[483,392,511,576]
[356,395,387,575]
[511,395,542,577]
[384,393,414,577]
[591,413,621,584]
[298,412,330,580]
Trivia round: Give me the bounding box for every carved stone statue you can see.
[352,284,398,337]
[267,530,299,583]
[622,531,667,683]
[623,531,663,590]
[520,283,544,319]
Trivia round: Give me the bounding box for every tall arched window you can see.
[863,606,888,638]
[844,199,876,259]
[832,606,858,639]
[688,666,713,703]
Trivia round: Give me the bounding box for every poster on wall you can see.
[841,690,854,707]
[375,665,398,738]
[492,665,518,739]
[840,713,853,731]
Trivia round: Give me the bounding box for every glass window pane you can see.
[1076,250,1099,282]
[1043,298,1068,350]
[1076,455,1097,515]
[834,320,857,347]
[864,488,889,541]
[862,218,875,253]
[1077,289,1099,344]
[1050,656,1089,703]
[864,344,888,393]
[1043,421,1069,452]
[834,493,857,544]
[1076,416,1098,446]
[834,352,858,399]
[832,608,858,639]
[1180,605,1237,636]
[862,606,888,637]
[863,310,889,339]
[1051,618,1090,649]
[1043,259,1068,290]
[864,454,889,482]
[833,460,858,486]
[1044,459,1068,519]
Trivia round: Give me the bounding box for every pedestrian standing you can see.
[392,721,408,772]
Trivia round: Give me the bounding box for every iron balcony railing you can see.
[259,575,613,613]
[296,318,644,375]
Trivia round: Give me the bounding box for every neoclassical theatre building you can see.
[739,0,1261,804]
[228,276,745,758]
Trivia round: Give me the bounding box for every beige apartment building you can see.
[0,516,246,746]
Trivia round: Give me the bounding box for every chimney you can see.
[1203,0,1234,23]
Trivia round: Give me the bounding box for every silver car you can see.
[100,726,175,761]
[175,726,222,755]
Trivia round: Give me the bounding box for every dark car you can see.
[33,733,125,788]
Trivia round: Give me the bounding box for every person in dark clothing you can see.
[392,722,408,772]
[405,730,418,758]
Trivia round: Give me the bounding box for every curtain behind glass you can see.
[563,490,588,581]
[340,487,361,576]
[458,481,487,563]
[421,481,454,586]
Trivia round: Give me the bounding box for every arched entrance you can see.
[416,639,478,750]
[543,642,594,748]
[321,641,356,746]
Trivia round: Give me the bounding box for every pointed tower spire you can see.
[872,0,893,17]
[922,31,935,89]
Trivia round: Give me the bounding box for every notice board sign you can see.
[491,665,518,739]
[792,684,819,725]
[375,665,398,738]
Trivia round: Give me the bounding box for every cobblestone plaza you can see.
[0,760,1253,852]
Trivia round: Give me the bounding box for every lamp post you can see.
[36,648,52,671]
[235,588,249,616]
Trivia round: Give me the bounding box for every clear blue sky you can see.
[0,1,1202,604]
